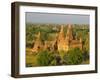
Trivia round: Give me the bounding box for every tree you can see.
[82,49,89,62]
[37,50,54,66]
[84,33,89,53]
[63,48,83,65]
[49,52,62,66]
[59,50,66,64]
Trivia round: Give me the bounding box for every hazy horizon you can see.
[26,12,89,24]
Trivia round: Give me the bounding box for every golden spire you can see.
[58,25,65,40]
[60,25,64,33]
[68,24,72,29]
[67,24,72,34]
[66,24,73,40]
[37,31,40,39]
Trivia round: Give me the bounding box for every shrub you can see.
[82,49,89,61]
[63,48,83,65]
[37,50,54,66]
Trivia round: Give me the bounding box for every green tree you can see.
[63,48,83,65]
[50,59,57,66]
[37,50,54,66]
[84,33,89,53]
[49,54,60,66]
[59,50,67,64]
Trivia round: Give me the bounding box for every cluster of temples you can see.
[32,24,83,53]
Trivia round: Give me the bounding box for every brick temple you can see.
[32,24,83,53]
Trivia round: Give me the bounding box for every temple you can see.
[32,24,83,53]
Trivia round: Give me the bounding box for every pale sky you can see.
[26,12,89,24]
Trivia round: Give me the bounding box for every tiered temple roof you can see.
[32,24,83,53]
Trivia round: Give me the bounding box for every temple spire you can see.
[37,31,41,39]
[60,25,64,33]
[58,25,65,40]
[66,24,73,40]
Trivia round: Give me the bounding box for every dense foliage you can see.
[26,23,89,67]
[63,48,83,65]
[37,50,54,66]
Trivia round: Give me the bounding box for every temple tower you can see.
[32,32,43,52]
[66,24,73,41]
[57,25,69,52]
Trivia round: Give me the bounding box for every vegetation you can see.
[63,48,83,65]
[37,50,54,66]
[26,23,89,67]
